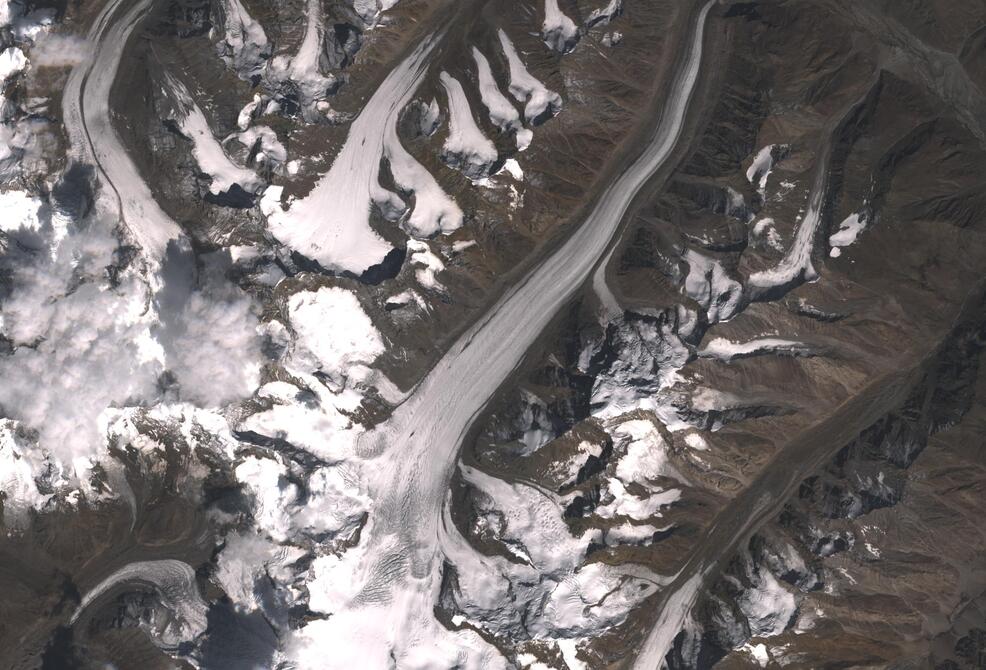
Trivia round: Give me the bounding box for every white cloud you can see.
[167,289,262,407]
[0,207,163,467]
[29,34,91,68]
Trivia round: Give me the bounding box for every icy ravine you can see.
[61,0,181,259]
[319,1,718,665]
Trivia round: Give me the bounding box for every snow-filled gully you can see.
[309,1,720,665]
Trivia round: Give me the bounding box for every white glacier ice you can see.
[498,29,563,124]
[265,36,461,272]
[542,0,579,54]
[166,73,266,194]
[828,211,867,255]
[439,71,499,180]
[698,336,813,362]
[586,0,623,28]
[746,144,776,193]
[472,46,532,150]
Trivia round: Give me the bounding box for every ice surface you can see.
[746,144,775,193]
[385,124,464,237]
[281,0,339,111]
[604,521,664,546]
[735,556,797,637]
[601,31,623,47]
[286,286,384,386]
[740,642,770,667]
[407,239,445,289]
[236,125,287,164]
[236,93,263,130]
[595,478,681,521]
[0,46,27,82]
[165,289,262,406]
[214,532,306,613]
[613,419,681,485]
[683,432,708,450]
[464,464,595,573]
[748,172,826,297]
[0,189,42,233]
[235,456,300,542]
[240,379,365,463]
[0,420,52,522]
[386,288,426,310]
[239,287,387,463]
[0,186,264,511]
[352,0,401,28]
[498,29,563,124]
[751,217,784,252]
[180,104,262,194]
[0,208,162,467]
[589,314,691,423]
[72,560,209,649]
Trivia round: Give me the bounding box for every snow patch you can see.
[828,211,867,255]
[407,239,445,289]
